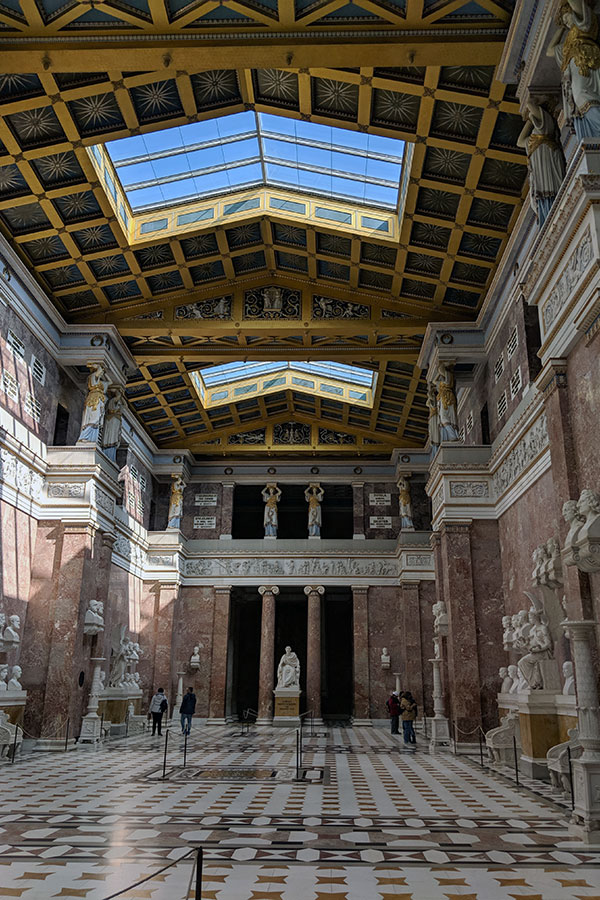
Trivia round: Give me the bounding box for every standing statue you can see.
[517,608,554,690]
[435,362,460,441]
[109,628,129,688]
[102,385,126,461]
[262,482,282,538]
[517,100,566,224]
[427,380,440,449]
[548,0,600,139]
[276,645,300,688]
[167,475,186,529]
[397,475,415,531]
[304,483,324,537]
[78,363,108,443]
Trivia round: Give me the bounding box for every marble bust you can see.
[3,614,20,643]
[499,666,513,694]
[190,645,201,668]
[562,660,575,696]
[0,664,7,691]
[276,646,300,689]
[7,665,22,691]
[381,647,391,669]
[508,664,520,693]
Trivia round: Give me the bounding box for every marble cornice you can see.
[439,521,472,536]
[535,358,569,397]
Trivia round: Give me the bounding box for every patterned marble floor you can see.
[0,724,599,899]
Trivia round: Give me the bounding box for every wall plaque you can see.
[369,492,391,506]
[195,493,218,506]
[369,516,393,529]
[193,516,217,529]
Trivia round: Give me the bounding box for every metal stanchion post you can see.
[479,729,484,767]
[195,846,203,900]
[125,709,129,738]
[100,713,104,739]
[64,718,70,753]
[11,723,19,764]
[184,730,188,768]
[512,735,519,787]
[567,746,575,810]
[296,730,300,781]
[162,729,169,779]
[452,721,457,755]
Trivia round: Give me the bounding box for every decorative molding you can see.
[185,556,397,578]
[0,445,44,502]
[94,487,114,513]
[405,554,432,566]
[492,412,549,498]
[449,480,489,498]
[541,226,593,335]
[48,482,85,498]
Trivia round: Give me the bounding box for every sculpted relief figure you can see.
[548,0,600,139]
[262,482,282,538]
[517,100,566,225]
[427,380,440,449]
[517,608,554,690]
[508,664,520,693]
[167,475,186,530]
[397,475,415,531]
[102,385,126,461]
[435,362,460,441]
[78,363,108,444]
[305,483,324,537]
[276,646,300,689]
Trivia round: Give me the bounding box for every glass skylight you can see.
[200,360,375,389]
[104,112,405,212]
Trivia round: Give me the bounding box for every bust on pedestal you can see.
[273,645,301,726]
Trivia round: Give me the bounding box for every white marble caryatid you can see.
[517,100,565,225]
[548,0,600,139]
[508,664,520,693]
[516,608,554,690]
[427,381,440,449]
[381,647,391,669]
[84,599,104,635]
[276,646,300,689]
[262,482,282,538]
[3,614,20,644]
[0,664,7,691]
[7,665,22,691]
[102,384,126,461]
[305,483,324,538]
[397,475,415,531]
[435,362,460,442]
[432,600,448,636]
[563,660,576,695]
[167,475,186,530]
[190,645,201,669]
[77,363,108,444]
[500,666,513,694]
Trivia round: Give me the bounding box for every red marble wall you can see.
[366,585,403,717]
[419,580,436,718]
[0,499,36,620]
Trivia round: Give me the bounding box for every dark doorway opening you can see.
[322,588,353,720]
[230,588,261,719]
[52,403,70,446]
[275,588,308,713]
[480,402,490,445]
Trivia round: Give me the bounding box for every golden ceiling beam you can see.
[133,344,421,363]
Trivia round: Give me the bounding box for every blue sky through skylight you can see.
[200,360,376,389]
[104,112,405,212]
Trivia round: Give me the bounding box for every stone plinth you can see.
[99,687,143,736]
[273,687,301,727]
[556,694,578,743]
[0,690,27,726]
[515,691,560,781]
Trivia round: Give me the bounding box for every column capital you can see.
[439,520,472,536]
[101,530,117,549]
[535,358,568,397]
[564,619,598,638]
[215,584,232,594]
[258,585,280,596]
[304,585,325,596]
[351,584,369,594]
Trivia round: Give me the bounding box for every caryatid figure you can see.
[167,475,186,530]
[78,363,108,444]
[305,483,324,537]
[262,482,282,538]
[516,100,565,225]
[102,385,126,461]
[397,475,414,531]
[548,0,600,139]
[436,362,460,442]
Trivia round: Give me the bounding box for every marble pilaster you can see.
[305,585,324,722]
[351,585,371,723]
[207,585,232,724]
[402,581,424,710]
[219,482,235,540]
[153,582,178,704]
[352,482,365,540]
[257,585,279,724]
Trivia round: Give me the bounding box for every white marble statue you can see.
[190,645,201,668]
[517,608,554,690]
[427,380,440,448]
[433,600,448,635]
[516,100,565,224]
[78,363,108,443]
[508,664,520,693]
[3,614,20,644]
[84,598,104,634]
[263,286,283,313]
[305,483,324,537]
[167,475,186,529]
[262,482,282,538]
[499,666,513,694]
[0,664,7,691]
[435,362,460,441]
[548,0,600,139]
[276,646,300,689]
[109,628,129,688]
[397,475,414,531]
[381,647,391,669]
[7,665,22,691]
[563,660,576,695]
[502,615,514,651]
[102,384,126,461]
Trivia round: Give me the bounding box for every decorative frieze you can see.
[449,481,489,498]
[541,226,593,334]
[492,413,549,497]
[0,446,44,501]
[94,487,114,513]
[48,482,85,498]
[185,556,398,578]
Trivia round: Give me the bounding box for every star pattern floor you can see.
[0,724,598,898]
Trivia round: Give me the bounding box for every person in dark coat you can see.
[386,690,402,735]
[148,687,168,736]
[180,687,197,735]
[401,691,417,745]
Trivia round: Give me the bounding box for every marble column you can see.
[352,482,365,540]
[153,582,178,705]
[401,581,423,710]
[352,585,371,724]
[219,482,235,540]
[305,585,324,722]
[429,639,450,752]
[208,585,232,724]
[257,585,279,724]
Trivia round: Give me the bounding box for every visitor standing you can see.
[401,691,417,745]
[148,687,168,736]
[180,687,197,735]
[386,690,402,735]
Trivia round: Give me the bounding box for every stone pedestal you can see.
[273,687,301,727]
[79,657,105,748]
[429,656,450,753]
[99,686,143,736]
[0,690,27,726]
[257,586,278,725]
[516,691,560,781]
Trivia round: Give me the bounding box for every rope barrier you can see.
[99,848,196,900]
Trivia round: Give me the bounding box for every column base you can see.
[429,715,450,753]
[351,718,374,727]
[519,754,550,782]
[79,714,102,744]
[352,533,366,540]
[569,756,600,842]
[272,716,301,727]
[206,717,228,726]
[219,534,233,541]
[255,717,274,726]
[308,535,321,540]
